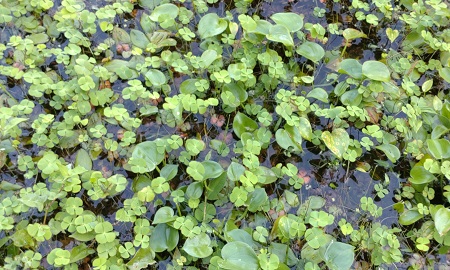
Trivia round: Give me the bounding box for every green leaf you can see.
[69,244,95,263]
[342,28,367,40]
[340,90,361,106]
[183,233,213,258]
[386,28,399,43]
[126,247,156,270]
[338,59,362,79]
[439,67,450,83]
[321,128,350,159]
[130,29,150,49]
[296,41,325,63]
[226,229,255,248]
[427,139,450,159]
[187,161,205,181]
[275,127,302,153]
[307,88,328,103]
[233,112,258,138]
[112,27,131,43]
[28,33,49,44]
[75,148,92,171]
[219,242,259,270]
[153,207,176,224]
[160,164,178,181]
[267,25,294,47]
[362,61,390,82]
[376,144,400,163]
[409,166,436,185]
[145,69,167,87]
[399,209,423,226]
[202,161,224,179]
[434,208,450,236]
[247,188,268,212]
[238,14,257,32]
[149,3,179,21]
[321,241,354,270]
[149,223,179,252]
[198,13,227,39]
[271,13,304,32]
[132,141,165,172]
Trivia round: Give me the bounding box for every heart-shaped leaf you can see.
[386,28,399,43]
[321,128,350,159]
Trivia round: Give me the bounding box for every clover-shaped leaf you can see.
[94,222,116,244]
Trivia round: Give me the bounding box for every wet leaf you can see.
[434,208,450,236]
[132,141,165,172]
[219,241,258,270]
[362,61,390,82]
[145,69,167,86]
[267,25,294,47]
[75,148,92,171]
[321,241,355,270]
[153,207,176,224]
[69,244,95,263]
[149,223,179,252]
[183,233,213,258]
[202,160,224,179]
[342,28,367,40]
[198,13,227,39]
[376,144,400,163]
[321,128,350,159]
[112,27,131,43]
[296,41,325,63]
[233,112,258,138]
[130,29,150,49]
[426,139,450,159]
[307,88,328,103]
[409,166,436,185]
[126,247,156,270]
[271,13,304,32]
[149,3,179,21]
[338,59,362,79]
[399,209,423,226]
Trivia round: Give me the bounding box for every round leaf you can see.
[183,233,213,258]
[271,13,304,32]
[362,61,390,82]
[338,59,362,79]
[219,242,258,270]
[198,13,227,39]
[296,41,325,63]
